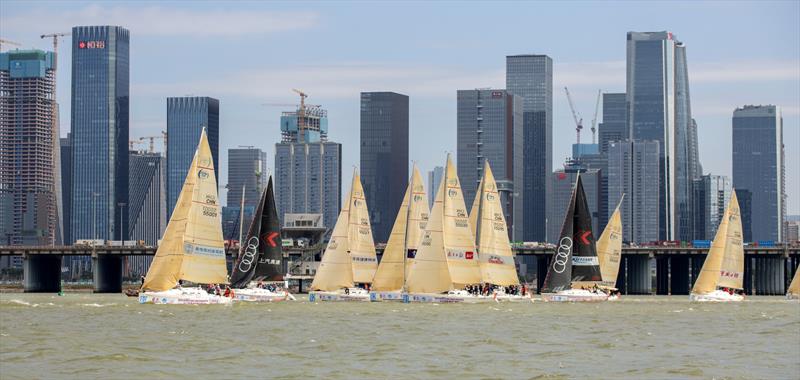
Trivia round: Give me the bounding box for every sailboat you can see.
[308,170,378,301]
[369,164,429,301]
[541,174,607,302]
[139,129,231,304]
[403,154,489,303]
[690,191,745,302]
[228,176,295,302]
[596,197,624,300]
[787,268,800,300]
[469,160,529,302]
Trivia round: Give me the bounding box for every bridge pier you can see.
[23,255,61,293]
[623,255,651,294]
[656,256,669,295]
[751,256,785,295]
[93,255,122,293]
[670,256,690,295]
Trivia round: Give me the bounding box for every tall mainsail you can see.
[371,165,429,291]
[142,129,228,291]
[788,268,800,297]
[541,175,601,292]
[230,176,283,288]
[406,155,481,293]
[469,161,519,286]
[692,191,744,294]
[347,171,379,283]
[310,191,354,291]
[597,198,623,288]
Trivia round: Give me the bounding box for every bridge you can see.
[1,245,798,295]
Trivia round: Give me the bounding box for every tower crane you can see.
[40,33,70,54]
[0,38,21,51]
[590,89,601,144]
[138,131,167,153]
[564,87,583,144]
[293,89,309,143]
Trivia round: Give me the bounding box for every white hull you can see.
[369,291,404,302]
[139,287,232,305]
[690,290,744,302]
[403,290,493,303]
[308,289,370,302]
[492,292,534,303]
[541,289,609,303]
[233,288,295,302]
[607,294,621,301]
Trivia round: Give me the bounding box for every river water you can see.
[1,294,798,379]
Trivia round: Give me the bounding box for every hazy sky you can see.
[2,0,798,213]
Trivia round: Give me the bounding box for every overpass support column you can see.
[627,255,650,294]
[669,256,690,295]
[93,255,122,293]
[656,256,669,295]
[23,255,62,293]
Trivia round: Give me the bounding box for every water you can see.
[1,294,799,379]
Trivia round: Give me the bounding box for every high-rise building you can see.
[60,134,72,245]
[360,92,409,243]
[547,163,602,243]
[627,31,694,241]
[598,92,627,154]
[732,105,784,242]
[226,147,267,209]
[607,140,660,243]
[274,105,341,233]
[0,49,61,247]
[128,150,166,245]
[427,166,444,209]
[735,189,753,243]
[456,89,523,239]
[506,54,552,242]
[785,220,799,243]
[221,205,255,241]
[166,96,219,218]
[574,153,609,232]
[71,26,130,242]
[688,118,702,180]
[692,174,731,241]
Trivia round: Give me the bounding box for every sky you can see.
[2,0,798,213]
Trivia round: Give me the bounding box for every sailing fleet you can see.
[138,132,798,305]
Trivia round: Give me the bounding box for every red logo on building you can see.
[78,41,86,49]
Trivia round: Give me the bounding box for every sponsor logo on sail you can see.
[448,189,458,198]
[572,256,599,266]
[406,249,417,258]
[486,193,495,201]
[553,237,572,274]
[198,169,209,180]
[487,255,504,264]
[238,236,260,272]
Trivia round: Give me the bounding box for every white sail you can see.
[142,129,227,291]
[597,199,623,288]
[310,191,354,291]
[371,165,429,291]
[470,161,519,286]
[347,172,378,283]
[692,191,744,294]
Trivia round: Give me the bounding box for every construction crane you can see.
[293,89,309,143]
[590,89,601,144]
[139,132,167,153]
[40,32,70,54]
[129,140,146,150]
[564,87,583,144]
[0,38,21,51]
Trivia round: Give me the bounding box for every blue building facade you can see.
[166,96,219,218]
[70,26,130,242]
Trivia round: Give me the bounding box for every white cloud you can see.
[1,4,318,37]
[691,61,800,83]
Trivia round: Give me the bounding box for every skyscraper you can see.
[598,92,627,154]
[735,189,753,243]
[427,166,444,209]
[274,105,341,232]
[627,31,694,241]
[71,26,130,242]
[456,89,523,239]
[60,134,72,245]
[359,92,409,243]
[547,163,602,243]
[732,105,784,242]
[692,174,731,241]
[0,49,61,246]
[226,147,267,209]
[506,54,552,242]
[166,96,219,218]
[128,150,166,245]
[607,140,660,243]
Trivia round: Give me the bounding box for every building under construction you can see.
[0,49,61,249]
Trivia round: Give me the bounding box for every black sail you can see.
[541,176,577,293]
[230,177,283,288]
[570,175,602,283]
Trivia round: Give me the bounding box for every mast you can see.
[402,164,415,292]
[238,185,245,245]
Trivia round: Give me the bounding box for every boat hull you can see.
[541,289,609,302]
[402,292,492,303]
[369,291,404,302]
[690,290,744,302]
[493,292,534,303]
[308,289,370,302]
[138,288,232,305]
[233,288,294,302]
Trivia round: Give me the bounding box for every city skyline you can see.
[0,1,798,215]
